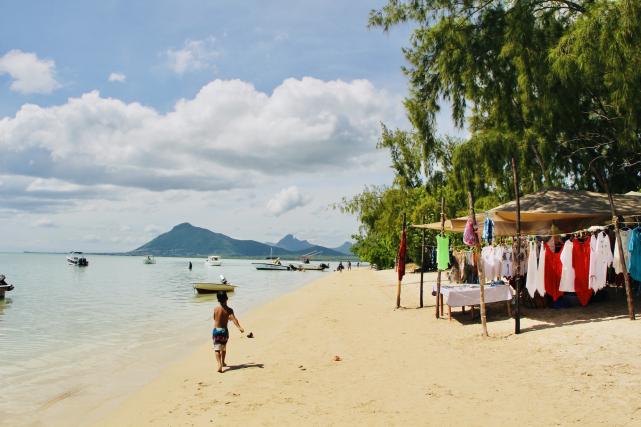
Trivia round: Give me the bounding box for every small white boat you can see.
[143,255,156,264]
[252,257,291,271]
[296,263,329,271]
[0,274,14,299]
[205,255,222,266]
[67,251,89,266]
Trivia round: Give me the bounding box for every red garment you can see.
[544,242,564,301]
[572,238,592,306]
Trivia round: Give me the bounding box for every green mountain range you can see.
[129,223,349,258]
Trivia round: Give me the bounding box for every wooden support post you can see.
[468,191,489,337]
[511,158,522,334]
[396,213,406,309]
[420,215,426,308]
[436,197,446,318]
[591,166,635,320]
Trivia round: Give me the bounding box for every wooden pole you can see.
[396,213,406,309]
[468,190,489,337]
[511,158,522,334]
[420,215,426,308]
[591,165,635,320]
[436,197,445,318]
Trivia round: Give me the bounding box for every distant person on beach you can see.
[337,262,344,272]
[347,261,351,270]
[212,291,244,373]
[188,261,192,270]
[357,262,360,268]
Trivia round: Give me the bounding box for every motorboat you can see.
[0,274,14,299]
[252,257,291,271]
[193,282,237,294]
[205,255,222,266]
[143,255,156,264]
[296,262,330,271]
[193,275,236,294]
[67,251,89,266]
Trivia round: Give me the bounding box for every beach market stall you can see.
[412,187,641,331]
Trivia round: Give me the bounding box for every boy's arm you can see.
[229,313,244,333]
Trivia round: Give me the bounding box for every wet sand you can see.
[96,269,641,426]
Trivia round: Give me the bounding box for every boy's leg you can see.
[215,350,223,372]
[221,349,227,367]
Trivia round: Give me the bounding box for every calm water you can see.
[0,253,330,424]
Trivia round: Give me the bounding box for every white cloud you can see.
[33,217,56,228]
[0,77,402,212]
[165,37,220,75]
[0,49,60,94]
[108,72,126,83]
[144,224,162,234]
[267,186,311,216]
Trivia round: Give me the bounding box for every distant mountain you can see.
[129,223,349,258]
[274,234,314,252]
[332,241,353,255]
[130,223,290,257]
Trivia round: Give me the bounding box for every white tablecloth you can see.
[432,283,514,307]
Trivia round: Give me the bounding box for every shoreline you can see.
[0,257,329,427]
[95,269,641,426]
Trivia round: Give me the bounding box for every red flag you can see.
[397,226,407,281]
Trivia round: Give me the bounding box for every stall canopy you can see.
[413,188,641,236]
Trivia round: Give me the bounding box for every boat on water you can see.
[193,275,236,294]
[193,282,237,294]
[296,262,330,271]
[66,251,89,266]
[252,257,291,271]
[143,255,156,264]
[0,274,14,299]
[205,255,222,266]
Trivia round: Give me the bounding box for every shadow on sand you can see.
[444,286,638,332]
[225,363,264,372]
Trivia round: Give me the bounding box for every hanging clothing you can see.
[572,238,592,306]
[535,242,547,297]
[629,227,641,281]
[463,217,477,246]
[512,238,528,275]
[481,245,503,282]
[589,232,613,292]
[525,240,539,298]
[482,215,494,243]
[558,240,575,292]
[612,229,632,275]
[544,242,564,301]
[436,235,450,271]
[500,246,513,278]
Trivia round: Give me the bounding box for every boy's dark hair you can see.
[216,291,228,303]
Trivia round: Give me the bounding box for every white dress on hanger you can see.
[535,243,546,296]
[559,240,575,292]
[589,232,613,291]
[481,245,502,282]
[525,240,539,298]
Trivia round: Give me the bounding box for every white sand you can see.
[94,269,641,426]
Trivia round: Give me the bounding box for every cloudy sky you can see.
[0,0,459,252]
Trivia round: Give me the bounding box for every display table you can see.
[432,283,514,320]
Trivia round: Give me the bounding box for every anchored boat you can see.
[66,251,89,266]
[0,274,14,299]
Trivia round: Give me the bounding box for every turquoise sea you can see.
[0,253,331,425]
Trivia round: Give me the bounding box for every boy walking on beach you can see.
[212,291,244,373]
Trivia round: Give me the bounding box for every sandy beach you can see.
[95,269,641,426]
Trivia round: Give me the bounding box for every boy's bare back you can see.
[213,305,235,329]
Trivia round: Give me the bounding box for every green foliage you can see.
[343,0,641,266]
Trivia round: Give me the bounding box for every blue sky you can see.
[0,1,460,252]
